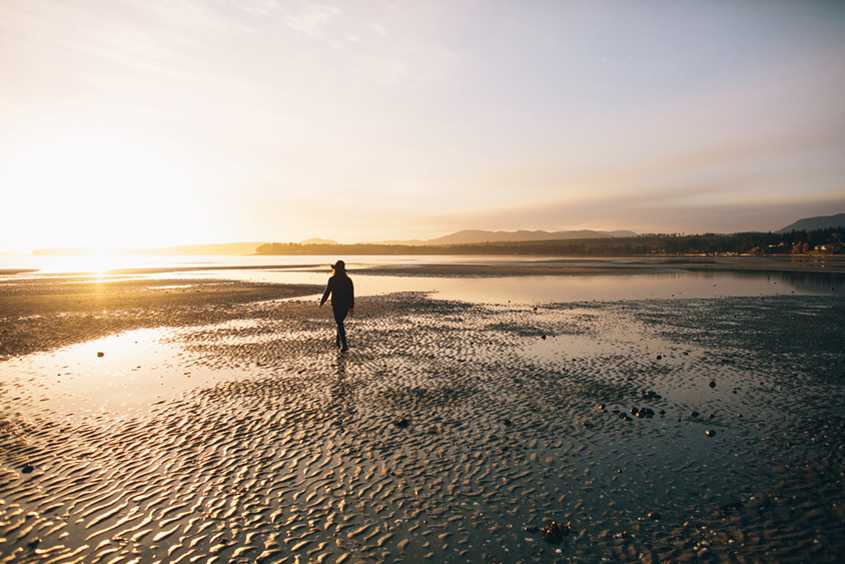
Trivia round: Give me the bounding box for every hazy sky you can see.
[2,0,844,249]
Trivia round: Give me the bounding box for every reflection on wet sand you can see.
[328,352,357,432]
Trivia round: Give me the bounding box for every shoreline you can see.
[2,255,844,281]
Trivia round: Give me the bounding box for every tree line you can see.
[254,227,844,256]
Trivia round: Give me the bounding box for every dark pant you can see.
[333,306,349,348]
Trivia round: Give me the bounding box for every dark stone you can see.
[541,334,547,340]
[705,429,716,438]
[719,501,743,515]
[638,407,655,419]
[97,351,104,358]
[709,380,716,388]
[26,538,40,550]
[501,418,513,427]
[21,463,34,474]
[691,411,700,418]
[394,418,410,429]
[618,412,631,421]
[656,355,663,360]
[540,520,571,544]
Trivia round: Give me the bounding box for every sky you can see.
[2,0,845,250]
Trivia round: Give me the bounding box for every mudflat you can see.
[0,276,843,562]
[0,278,322,357]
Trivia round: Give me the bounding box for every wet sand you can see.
[1,278,844,562]
[0,278,321,357]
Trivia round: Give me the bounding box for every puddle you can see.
[0,327,244,418]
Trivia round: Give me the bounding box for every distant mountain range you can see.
[28,214,843,257]
[778,213,845,233]
[369,229,638,246]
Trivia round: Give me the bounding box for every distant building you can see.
[813,242,844,255]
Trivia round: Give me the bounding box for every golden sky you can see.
[2,1,844,250]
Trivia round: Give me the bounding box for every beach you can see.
[1,262,844,562]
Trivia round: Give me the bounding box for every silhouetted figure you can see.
[320,260,354,351]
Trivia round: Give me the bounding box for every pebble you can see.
[21,463,34,474]
[540,520,571,544]
[705,430,716,438]
[97,351,104,358]
[394,418,410,429]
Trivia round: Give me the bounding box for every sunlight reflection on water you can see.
[0,324,258,418]
[168,268,844,304]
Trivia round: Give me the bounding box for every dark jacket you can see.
[321,274,354,310]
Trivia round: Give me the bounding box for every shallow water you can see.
[172,268,845,304]
[1,293,843,562]
[4,254,845,304]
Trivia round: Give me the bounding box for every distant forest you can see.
[255,228,844,256]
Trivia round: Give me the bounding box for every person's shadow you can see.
[328,353,356,431]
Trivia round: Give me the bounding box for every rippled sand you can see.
[1,291,843,562]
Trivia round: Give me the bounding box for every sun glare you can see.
[6,129,198,251]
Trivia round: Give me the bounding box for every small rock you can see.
[501,418,513,427]
[709,380,716,388]
[97,351,104,358]
[21,463,34,474]
[638,407,655,419]
[541,334,547,340]
[691,411,700,418]
[705,429,716,438]
[646,511,660,520]
[656,355,662,361]
[394,418,410,429]
[26,538,40,550]
[540,520,571,544]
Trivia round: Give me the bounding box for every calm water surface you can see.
[1,254,843,303]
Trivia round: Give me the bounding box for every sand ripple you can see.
[1,293,843,562]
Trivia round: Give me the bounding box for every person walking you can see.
[320,260,354,352]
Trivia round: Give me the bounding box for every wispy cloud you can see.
[286,3,342,38]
